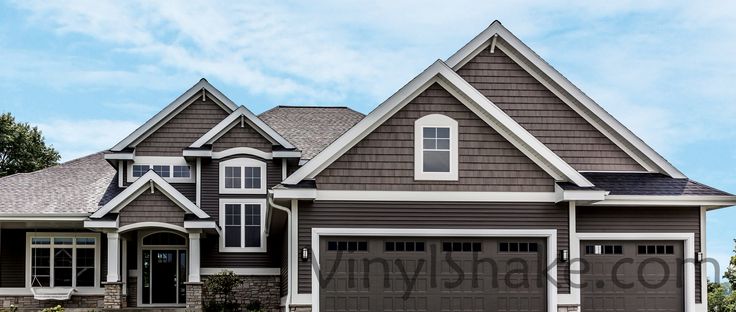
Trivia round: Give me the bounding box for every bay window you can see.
[27,233,100,288]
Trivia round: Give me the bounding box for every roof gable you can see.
[91,170,208,219]
[111,79,237,152]
[190,106,295,150]
[284,60,593,187]
[446,21,684,178]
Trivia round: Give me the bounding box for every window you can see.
[28,233,99,288]
[638,245,675,255]
[442,241,482,252]
[219,158,266,194]
[173,165,191,178]
[128,157,195,183]
[328,241,368,252]
[152,165,170,177]
[219,199,267,252]
[385,241,425,252]
[132,165,149,177]
[414,114,458,180]
[585,244,623,255]
[499,242,539,253]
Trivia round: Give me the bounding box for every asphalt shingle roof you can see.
[558,172,733,196]
[0,153,122,215]
[259,106,364,160]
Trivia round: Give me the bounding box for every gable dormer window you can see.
[219,158,266,194]
[414,114,458,180]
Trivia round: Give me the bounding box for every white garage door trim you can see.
[577,232,696,312]
[311,228,558,312]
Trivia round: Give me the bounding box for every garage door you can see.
[581,241,684,312]
[319,237,546,312]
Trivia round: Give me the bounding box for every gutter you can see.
[0,214,90,221]
[267,191,292,311]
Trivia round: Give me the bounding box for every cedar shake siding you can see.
[136,93,230,156]
[576,206,702,303]
[315,83,555,192]
[118,189,186,227]
[211,122,273,152]
[458,48,644,172]
[297,201,570,294]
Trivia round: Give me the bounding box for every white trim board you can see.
[576,232,698,312]
[593,195,736,208]
[190,106,295,150]
[111,79,236,152]
[284,60,592,187]
[200,268,280,276]
[445,21,685,178]
[90,170,209,219]
[310,228,558,312]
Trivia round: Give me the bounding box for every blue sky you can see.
[1,1,735,279]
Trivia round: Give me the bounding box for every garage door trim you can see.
[576,232,696,312]
[311,228,558,312]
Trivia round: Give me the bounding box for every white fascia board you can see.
[84,218,119,229]
[200,268,280,276]
[593,195,736,208]
[111,79,236,151]
[183,220,218,229]
[91,170,209,219]
[104,152,135,160]
[554,184,609,202]
[446,21,685,178]
[313,190,557,202]
[285,60,592,187]
[272,150,302,158]
[272,188,317,200]
[190,106,295,149]
[183,149,212,158]
[0,215,89,221]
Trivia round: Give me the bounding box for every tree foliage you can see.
[0,112,60,177]
[726,239,736,290]
[711,239,736,311]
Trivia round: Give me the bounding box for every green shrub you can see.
[245,300,264,312]
[204,270,242,312]
[0,304,18,312]
[41,305,64,312]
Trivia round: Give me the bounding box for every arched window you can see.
[142,232,186,246]
[414,114,458,180]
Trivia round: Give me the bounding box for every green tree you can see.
[711,240,736,311]
[0,112,60,177]
[726,239,736,290]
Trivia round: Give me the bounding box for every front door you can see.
[152,250,178,304]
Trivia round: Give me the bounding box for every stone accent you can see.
[0,295,104,310]
[103,282,124,309]
[185,282,203,311]
[289,304,312,312]
[558,305,580,312]
[126,275,137,307]
[201,275,280,312]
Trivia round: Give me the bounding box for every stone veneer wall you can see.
[0,295,104,310]
[202,275,280,312]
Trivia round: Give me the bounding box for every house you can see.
[1,20,734,312]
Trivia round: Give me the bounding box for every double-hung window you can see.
[220,199,266,252]
[27,233,100,288]
[414,114,458,180]
[219,158,266,194]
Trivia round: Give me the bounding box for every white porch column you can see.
[188,232,201,283]
[106,232,121,282]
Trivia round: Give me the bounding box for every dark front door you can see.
[152,250,178,304]
[581,240,684,312]
[319,236,546,312]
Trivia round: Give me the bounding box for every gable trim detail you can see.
[190,106,295,150]
[111,79,238,152]
[284,60,593,187]
[446,21,685,178]
[91,170,209,219]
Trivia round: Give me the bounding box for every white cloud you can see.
[35,119,141,161]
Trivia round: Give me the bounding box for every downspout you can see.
[268,191,292,311]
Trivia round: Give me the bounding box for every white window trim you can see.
[25,232,101,289]
[219,198,267,253]
[127,156,195,183]
[414,114,459,181]
[218,158,267,194]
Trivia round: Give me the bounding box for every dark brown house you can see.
[0,21,733,312]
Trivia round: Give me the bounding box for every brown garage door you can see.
[319,237,546,312]
[581,240,684,312]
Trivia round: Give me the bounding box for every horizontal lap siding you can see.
[212,122,273,152]
[118,190,185,226]
[198,156,283,268]
[458,48,644,171]
[136,93,230,156]
[576,206,702,303]
[297,201,569,294]
[316,83,554,192]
